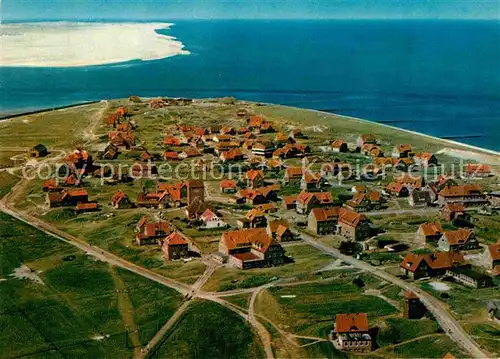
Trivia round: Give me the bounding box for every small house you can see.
[334,313,372,353]
[28,144,48,158]
[308,207,340,235]
[438,228,478,252]
[161,232,189,260]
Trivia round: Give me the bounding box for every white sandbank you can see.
[0,22,190,67]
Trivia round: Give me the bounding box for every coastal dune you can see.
[0,22,190,67]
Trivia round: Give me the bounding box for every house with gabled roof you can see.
[282,195,298,210]
[29,144,48,158]
[266,219,293,242]
[296,191,334,214]
[408,190,432,207]
[283,167,303,185]
[337,208,371,241]
[394,157,415,171]
[308,207,341,235]
[344,192,383,212]
[248,115,264,129]
[438,184,487,207]
[385,182,409,197]
[395,174,424,190]
[46,189,89,208]
[161,232,189,260]
[111,191,134,209]
[414,152,438,167]
[219,228,285,269]
[220,149,244,163]
[135,220,170,246]
[251,142,275,158]
[331,139,348,153]
[465,164,491,178]
[438,228,478,252]
[334,313,372,353]
[220,179,238,193]
[357,134,377,148]
[300,171,325,191]
[483,241,500,269]
[392,144,413,158]
[245,169,265,188]
[199,209,226,229]
[238,209,267,228]
[440,203,467,222]
[179,147,201,159]
[416,222,443,243]
[400,251,466,279]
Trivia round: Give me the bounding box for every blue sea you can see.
[1,20,500,150]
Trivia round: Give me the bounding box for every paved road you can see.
[301,233,489,359]
[363,208,439,217]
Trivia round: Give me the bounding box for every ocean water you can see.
[1,20,500,150]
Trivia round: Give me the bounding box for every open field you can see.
[39,207,207,285]
[0,212,185,358]
[0,102,107,148]
[378,335,467,358]
[254,278,398,338]
[153,299,264,359]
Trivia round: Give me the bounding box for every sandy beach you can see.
[0,22,190,67]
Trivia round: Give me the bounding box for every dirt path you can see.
[109,266,142,357]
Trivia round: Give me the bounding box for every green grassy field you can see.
[0,172,19,199]
[153,299,264,359]
[255,278,398,338]
[378,335,466,358]
[377,318,439,346]
[0,103,106,148]
[0,212,185,358]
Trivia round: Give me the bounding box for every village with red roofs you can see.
[0,96,499,358]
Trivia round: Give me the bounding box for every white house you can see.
[200,209,226,229]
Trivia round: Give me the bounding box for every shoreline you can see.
[1,98,499,159]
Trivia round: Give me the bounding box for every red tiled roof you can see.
[395,144,412,153]
[442,228,474,245]
[296,191,334,206]
[442,203,466,213]
[335,313,369,333]
[310,207,341,222]
[338,208,367,227]
[419,222,443,236]
[220,179,237,189]
[221,228,272,252]
[400,251,465,272]
[164,232,187,246]
[67,189,88,197]
[246,169,264,181]
[386,182,407,193]
[283,195,298,205]
[267,219,289,234]
[286,167,303,178]
[466,164,491,174]
[331,139,345,148]
[440,184,482,197]
[76,202,98,210]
